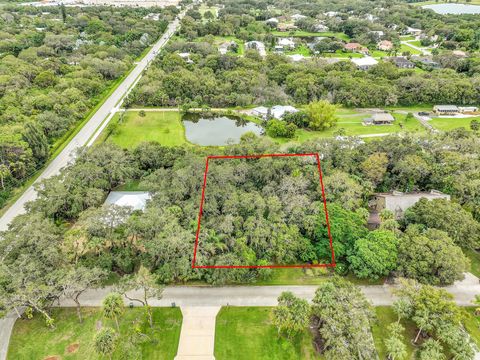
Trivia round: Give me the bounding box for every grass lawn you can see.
[370,49,389,58]
[215,307,320,360]
[8,307,182,360]
[400,43,422,55]
[464,307,480,347]
[254,268,385,286]
[407,40,422,47]
[106,111,187,149]
[274,112,425,142]
[199,3,218,18]
[372,307,418,360]
[213,36,245,55]
[465,249,480,278]
[321,50,363,58]
[285,44,311,56]
[429,116,478,131]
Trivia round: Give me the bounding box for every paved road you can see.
[0,11,187,232]
[1,273,478,359]
[57,273,480,307]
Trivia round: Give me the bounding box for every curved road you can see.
[0,10,187,232]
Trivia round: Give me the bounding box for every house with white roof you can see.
[291,14,307,21]
[278,37,295,49]
[351,57,378,70]
[405,26,422,36]
[104,191,151,212]
[245,41,266,57]
[252,106,269,119]
[271,105,298,119]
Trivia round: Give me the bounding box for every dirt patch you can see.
[66,343,79,354]
[43,356,61,360]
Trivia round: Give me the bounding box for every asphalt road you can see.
[59,273,480,307]
[0,12,186,233]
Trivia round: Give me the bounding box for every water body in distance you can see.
[182,114,263,146]
[423,3,480,14]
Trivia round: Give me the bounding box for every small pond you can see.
[422,3,480,14]
[182,114,263,146]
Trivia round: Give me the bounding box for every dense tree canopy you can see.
[0,5,176,208]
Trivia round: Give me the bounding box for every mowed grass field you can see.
[429,116,479,131]
[8,307,182,360]
[107,111,187,148]
[276,112,425,143]
[215,307,320,360]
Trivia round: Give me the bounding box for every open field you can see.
[400,43,422,55]
[215,307,320,360]
[285,44,311,56]
[429,116,479,131]
[101,109,427,149]
[8,307,182,360]
[105,111,187,148]
[281,112,425,142]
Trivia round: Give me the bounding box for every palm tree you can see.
[102,293,124,331]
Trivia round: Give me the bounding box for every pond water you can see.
[422,3,480,14]
[182,114,263,146]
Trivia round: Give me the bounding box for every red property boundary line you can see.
[191,153,336,269]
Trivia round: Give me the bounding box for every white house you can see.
[314,24,329,32]
[245,41,266,57]
[104,191,151,212]
[278,37,295,48]
[324,11,338,17]
[405,26,423,36]
[351,57,378,70]
[291,14,307,21]
[287,54,307,62]
[252,106,269,119]
[271,105,298,119]
[266,17,279,26]
[370,190,450,220]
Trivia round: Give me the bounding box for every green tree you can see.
[470,119,479,132]
[393,279,467,347]
[361,152,389,186]
[116,266,164,327]
[94,327,117,360]
[311,277,376,359]
[305,100,338,131]
[59,267,106,323]
[384,323,407,360]
[266,119,296,138]
[397,226,469,285]
[349,230,398,280]
[272,291,310,339]
[102,293,124,331]
[403,198,480,249]
[0,164,10,190]
[323,170,364,211]
[418,339,445,360]
[22,122,49,165]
